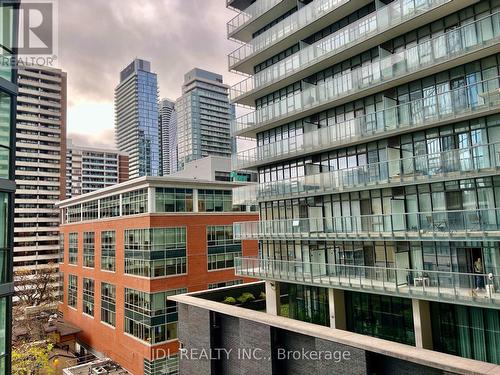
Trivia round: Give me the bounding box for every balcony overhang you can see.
[232,0,478,106]
[234,42,500,138]
[229,0,371,75]
[228,0,297,43]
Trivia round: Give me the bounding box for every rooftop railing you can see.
[236,257,500,309]
[232,12,500,135]
[234,208,500,241]
[229,0,449,100]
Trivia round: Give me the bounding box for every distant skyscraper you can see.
[65,140,129,198]
[115,59,160,178]
[14,66,67,275]
[159,98,176,175]
[168,107,178,175]
[176,68,233,171]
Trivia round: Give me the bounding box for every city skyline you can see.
[59,0,241,149]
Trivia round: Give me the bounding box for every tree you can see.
[13,263,59,343]
[11,341,55,375]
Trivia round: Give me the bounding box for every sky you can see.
[58,0,242,148]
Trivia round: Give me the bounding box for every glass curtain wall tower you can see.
[176,68,233,171]
[230,0,500,367]
[0,1,19,373]
[115,59,160,178]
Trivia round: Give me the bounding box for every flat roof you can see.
[56,176,253,208]
[63,358,131,375]
[171,284,500,375]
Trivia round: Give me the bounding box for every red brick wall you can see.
[58,213,258,374]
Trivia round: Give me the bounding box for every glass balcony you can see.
[228,0,352,70]
[230,0,449,101]
[233,77,500,170]
[227,0,284,37]
[233,142,500,205]
[233,208,500,242]
[232,12,500,136]
[235,257,500,309]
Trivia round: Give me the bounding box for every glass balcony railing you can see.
[230,0,449,100]
[229,0,351,69]
[233,142,500,205]
[233,77,500,170]
[227,0,284,36]
[232,12,500,135]
[233,208,500,241]
[235,257,500,308]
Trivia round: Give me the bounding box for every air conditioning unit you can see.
[91,367,108,375]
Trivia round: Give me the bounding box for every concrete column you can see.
[97,199,101,219]
[328,288,346,329]
[119,194,123,216]
[412,299,433,349]
[265,280,280,316]
[193,189,199,213]
[147,187,156,213]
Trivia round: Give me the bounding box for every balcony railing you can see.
[230,0,449,100]
[232,12,500,135]
[233,142,500,205]
[235,257,500,309]
[233,77,500,170]
[228,0,351,69]
[227,0,284,36]
[233,208,500,241]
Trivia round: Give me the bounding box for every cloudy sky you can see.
[58,0,241,148]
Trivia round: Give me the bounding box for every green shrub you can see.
[259,291,266,300]
[223,296,236,305]
[237,292,255,304]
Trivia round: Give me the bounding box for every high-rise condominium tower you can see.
[115,59,160,178]
[159,98,176,175]
[65,140,129,198]
[14,66,67,276]
[174,0,500,374]
[0,1,19,373]
[176,68,233,171]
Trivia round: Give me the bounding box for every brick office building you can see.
[56,176,258,374]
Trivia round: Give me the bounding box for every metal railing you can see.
[236,257,500,308]
[233,142,500,205]
[229,0,350,69]
[227,0,284,36]
[232,12,500,135]
[233,208,500,241]
[230,0,449,99]
[233,77,500,169]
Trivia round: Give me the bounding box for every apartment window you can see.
[207,225,241,270]
[345,291,415,346]
[198,189,234,212]
[68,233,78,265]
[83,232,95,268]
[122,188,148,215]
[0,298,8,367]
[124,228,187,278]
[67,205,81,223]
[83,278,94,316]
[124,288,186,345]
[208,279,243,289]
[0,194,8,284]
[68,274,78,309]
[100,195,120,218]
[58,273,64,303]
[82,200,98,221]
[101,282,116,327]
[58,233,64,263]
[155,187,193,212]
[101,231,116,272]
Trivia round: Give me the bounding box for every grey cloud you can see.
[59,0,242,107]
